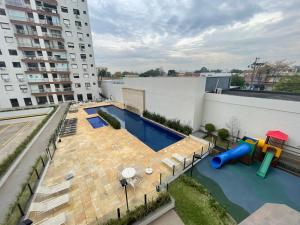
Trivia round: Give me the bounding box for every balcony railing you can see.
[53,77,71,82]
[39,19,60,26]
[55,87,73,92]
[16,29,38,35]
[44,45,65,50]
[10,16,35,23]
[49,67,69,72]
[42,32,63,39]
[31,87,73,94]
[6,0,31,8]
[18,43,41,48]
[27,67,47,72]
[28,78,49,83]
[36,6,58,14]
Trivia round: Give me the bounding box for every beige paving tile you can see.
[29,102,208,224]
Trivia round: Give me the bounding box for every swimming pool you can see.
[87,116,108,128]
[84,105,183,151]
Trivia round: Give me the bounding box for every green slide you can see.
[257,152,274,178]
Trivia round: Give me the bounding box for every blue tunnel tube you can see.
[211,143,251,169]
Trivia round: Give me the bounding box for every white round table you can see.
[122,167,136,179]
[145,167,153,175]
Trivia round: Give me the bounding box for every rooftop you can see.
[222,90,300,102]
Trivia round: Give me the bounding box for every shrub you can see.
[218,128,229,140]
[102,192,171,225]
[98,110,121,129]
[143,110,192,135]
[205,123,215,134]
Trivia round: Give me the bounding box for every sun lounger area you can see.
[59,118,77,137]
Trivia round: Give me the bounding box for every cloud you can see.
[88,0,300,72]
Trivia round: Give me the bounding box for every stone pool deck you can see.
[28,102,208,224]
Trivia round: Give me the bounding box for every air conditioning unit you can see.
[83,68,87,71]
[18,78,25,82]
[65,24,70,27]
[76,15,80,18]
[79,37,83,41]
[3,78,10,82]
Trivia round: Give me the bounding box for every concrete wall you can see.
[202,93,300,148]
[101,77,207,130]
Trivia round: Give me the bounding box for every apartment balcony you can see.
[25,67,70,74]
[22,56,68,63]
[38,19,61,28]
[42,32,64,41]
[28,77,71,84]
[5,0,31,10]
[31,87,73,96]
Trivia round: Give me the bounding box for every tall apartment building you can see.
[0,0,99,108]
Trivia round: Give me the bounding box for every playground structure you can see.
[211,130,288,178]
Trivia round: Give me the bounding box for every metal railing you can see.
[3,104,70,225]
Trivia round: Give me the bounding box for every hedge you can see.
[205,123,216,134]
[98,110,121,129]
[218,128,229,140]
[102,192,171,225]
[143,110,192,135]
[0,106,57,178]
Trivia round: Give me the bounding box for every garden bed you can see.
[169,175,236,225]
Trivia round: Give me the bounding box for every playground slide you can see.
[211,143,251,169]
[256,151,274,178]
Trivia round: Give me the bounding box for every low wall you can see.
[0,107,53,120]
[202,93,300,150]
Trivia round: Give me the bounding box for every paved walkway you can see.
[149,210,184,225]
[0,103,67,223]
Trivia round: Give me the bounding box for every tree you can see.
[231,69,243,74]
[167,70,176,76]
[205,123,216,134]
[139,68,161,77]
[210,69,222,73]
[226,116,240,143]
[97,68,111,77]
[195,67,209,73]
[231,74,245,87]
[274,75,300,93]
[218,128,229,140]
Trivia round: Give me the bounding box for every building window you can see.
[69,53,76,59]
[10,98,19,107]
[12,62,21,68]
[77,32,83,40]
[1,23,10,30]
[73,73,79,78]
[8,49,18,55]
[61,6,68,13]
[85,22,88,26]
[16,74,25,82]
[83,10,86,14]
[5,85,13,91]
[67,42,74,48]
[71,64,78,69]
[88,44,91,47]
[5,36,13,43]
[24,98,32,106]
[1,74,10,82]
[19,85,28,92]
[75,21,81,26]
[90,64,94,67]
[0,49,2,55]
[80,54,86,59]
[82,64,88,70]
[65,31,72,36]
[83,73,89,78]
[75,83,81,88]
[63,19,70,26]
[79,44,85,50]
[86,33,89,37]
[0,8,6,15]
[73,9,80,15]
[0,61,6,69]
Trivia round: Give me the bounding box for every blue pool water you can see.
[87,116,108,128]
[84,105,183,151]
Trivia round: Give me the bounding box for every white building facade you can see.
[0,0,98,108]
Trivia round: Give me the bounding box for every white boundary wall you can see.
[101,77,207,130]
[202,93,300,147]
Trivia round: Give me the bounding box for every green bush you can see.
[98,110,121,129]
[102,192,171,225]
[0,106,57,177]
[218,128,229,140]
[143,110,192,135]
[205,123,215,134]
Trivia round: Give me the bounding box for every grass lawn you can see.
[169,175,236,225]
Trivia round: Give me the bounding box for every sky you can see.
[88,0,300,73]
